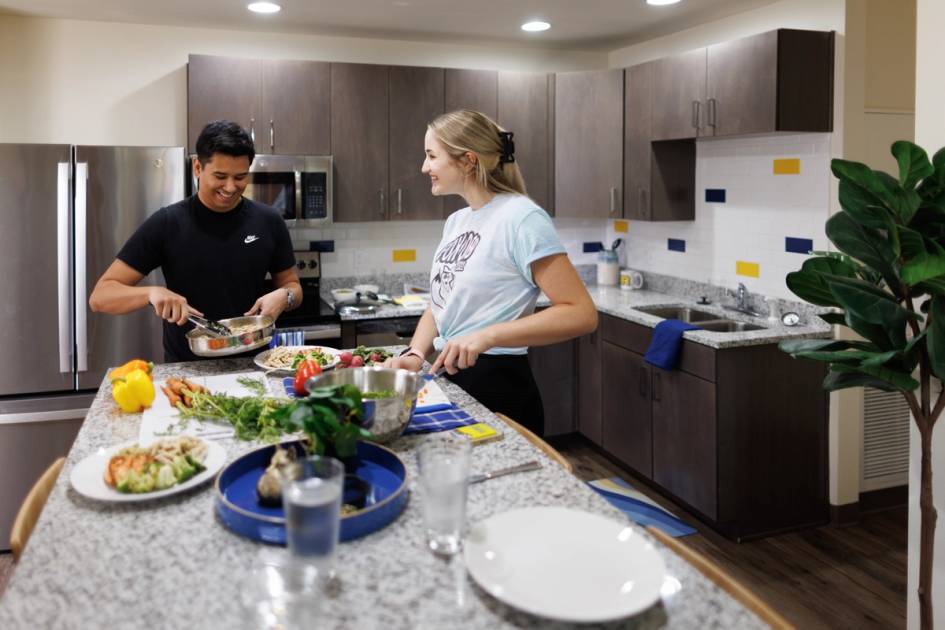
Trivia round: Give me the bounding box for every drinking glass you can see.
[282,455,345,577]
[417,435,472,556]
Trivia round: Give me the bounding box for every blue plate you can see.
[215,440,408,545]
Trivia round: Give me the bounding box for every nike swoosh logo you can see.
[244,235,259,244]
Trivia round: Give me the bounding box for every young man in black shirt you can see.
[89,120,301,362]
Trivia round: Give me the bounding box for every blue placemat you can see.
[404,406,477,435]
[589,477,696,538]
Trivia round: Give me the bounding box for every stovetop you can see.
[273,250,341,329]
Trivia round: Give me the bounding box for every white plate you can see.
[69,440,227,502]
[253,345,342,374]
[463,506,665,623]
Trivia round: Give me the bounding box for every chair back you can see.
[10,457,66,562]
[494,413,574,474]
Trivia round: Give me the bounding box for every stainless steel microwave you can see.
[188,154,332,226]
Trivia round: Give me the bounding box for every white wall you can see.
[910,2,945,626]
[0,15,607,147]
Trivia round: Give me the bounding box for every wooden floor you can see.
[552,433,908,630]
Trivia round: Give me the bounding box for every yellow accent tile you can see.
[736,260,760,278]
[613,220,629,233]
[773,158,801,175]
[392,249,416,263]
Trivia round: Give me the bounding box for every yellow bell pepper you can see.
[111,368,156,413]
[108,359,153,382]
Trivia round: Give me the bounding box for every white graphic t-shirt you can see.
[430,193,565,355]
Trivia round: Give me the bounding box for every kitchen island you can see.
[0,359,767,629]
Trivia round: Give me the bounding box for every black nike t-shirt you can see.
[117,195,295,363]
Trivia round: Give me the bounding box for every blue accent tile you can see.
[705,188,726,203]
[785,237,813,254]
[309,240,335,252]
[668,238,686,253]
[583,241,604,253]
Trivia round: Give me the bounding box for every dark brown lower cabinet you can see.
[595,313,827,541]
[601,341,652,476]
[576,329,602,445]
[528,340,575,437]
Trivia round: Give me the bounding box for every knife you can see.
[468,460,542,485]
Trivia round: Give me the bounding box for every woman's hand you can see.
[148,287,200,325]
[245,288,289,320]
[429,329,494,375]
[382,354,425,372]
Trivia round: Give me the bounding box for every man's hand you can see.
[428,329,494,375]
[148,287,200,326]
[245,288,289,320]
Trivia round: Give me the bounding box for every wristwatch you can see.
[285,287,295,309]
[398,347,425,363]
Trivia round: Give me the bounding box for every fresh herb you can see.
[177,392,290,442]
[237,376,267,396]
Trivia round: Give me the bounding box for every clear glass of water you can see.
[417,435,472,556]
[282,455,345,577]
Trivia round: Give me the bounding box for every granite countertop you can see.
[0,359,766,630]
[323,281,830,349]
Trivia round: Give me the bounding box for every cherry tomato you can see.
[293,359,322,396]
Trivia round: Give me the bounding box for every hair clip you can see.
[498,131,515,164]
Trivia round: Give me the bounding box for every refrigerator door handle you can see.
[57,162,72,374]
[75,162,89,372]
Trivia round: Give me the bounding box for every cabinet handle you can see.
[692,100,701,132]
[609,187,618,215]
[708,98,717,130]
[638,187,647,218]
[269,119,274,151]
[378,189,386,217]
[639,369,647,397]
[653,371,661,402]
[249,118,256,142]
[397,188,403,215]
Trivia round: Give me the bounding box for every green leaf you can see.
[877,171,922,225]
[784,256,859,307]
[825,212,900,292]
[845,311,899,351]
[792,349,895,365]
[838,179,891,229]
[830,363,919,391]
[333,424,361,459]
[915,276,945,296]
[779,338,877,355]
[900,226,945,285]
[927,295,945,380]
[825,275,908,324]
[822,369,901,392]
[893,141,934,190]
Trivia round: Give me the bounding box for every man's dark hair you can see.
[195,120,255,165]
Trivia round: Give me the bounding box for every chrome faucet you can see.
[725,283,764,317]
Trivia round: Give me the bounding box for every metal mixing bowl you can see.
[305,367,423,443]
[185,315,274,357]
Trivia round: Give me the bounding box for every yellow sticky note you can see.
[613,220,629,233]
[392,249,416,263]
[773,158,800,175]
[736,261,760,278]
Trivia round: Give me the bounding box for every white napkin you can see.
[415,378,452,413]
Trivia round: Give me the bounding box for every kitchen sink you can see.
[697,320,766,332]
[635,306,720,322]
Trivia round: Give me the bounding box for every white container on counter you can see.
[597,250,619,286]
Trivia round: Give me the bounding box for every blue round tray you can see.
[215,440,408,545]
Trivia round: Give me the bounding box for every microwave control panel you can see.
[301,172,328,220]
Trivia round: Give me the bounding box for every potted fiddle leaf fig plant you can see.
[780,141,941,629]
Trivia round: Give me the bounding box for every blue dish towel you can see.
[404,406,477,435]
[644,319,701,370]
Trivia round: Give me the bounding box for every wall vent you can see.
[861,388,911,492]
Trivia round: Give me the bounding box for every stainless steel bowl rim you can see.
[186,315,275,357]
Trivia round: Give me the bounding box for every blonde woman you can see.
[385,110,598,434]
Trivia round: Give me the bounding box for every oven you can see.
[189,154,332,226]
[272,250,342,346]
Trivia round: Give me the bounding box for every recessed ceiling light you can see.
[647,0,681,5]
[248,2,281,14]
[521,21,551,32]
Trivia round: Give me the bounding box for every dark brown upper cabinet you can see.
[497,72,554,215]
[443,69,498,216]
[650,48,707,141]
[389,66,444,221]
[330,63,389,222]
[705,29,834,136]
[188,55,330,155]
[554,69,624,219]
[260,59,330,155]
[625,62,653,221]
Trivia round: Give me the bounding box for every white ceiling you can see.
[0,0,779,51]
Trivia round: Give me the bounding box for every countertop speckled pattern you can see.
[324,282,830,349]
[0,360,766,629]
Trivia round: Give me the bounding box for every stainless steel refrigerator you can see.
[0,144,184,547]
